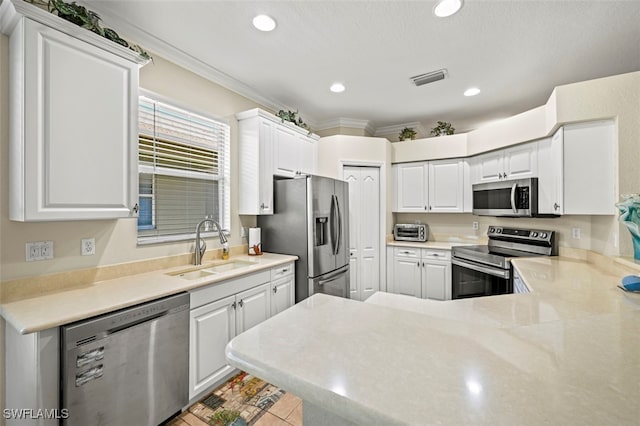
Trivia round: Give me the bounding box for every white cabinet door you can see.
[473,151,504,183]
[238,116,275,215]
[270,276,294,316]
[236,283,271,333]
[298,134,316,175]
[392,257,422,298]
[504,142,537,180]
[10,19,139,221]
[394,162,428,212]
[537,128,563,215]
[189,295,236,399]
[344,166,381,301]
[563,120,615,215]
[422,262,451,301]
[258,119,275,215]
[273,126,300,177]
[428,159,464,212]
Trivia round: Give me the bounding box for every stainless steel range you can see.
[451,226,557,299]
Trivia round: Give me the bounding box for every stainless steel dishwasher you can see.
[61,292,189,426]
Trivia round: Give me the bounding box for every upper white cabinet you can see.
[538,121,615,215]
[428,159,464,213]
[1,1,147,221]
[237,108,318,215]
[393,160,465,213]
[471,141,538,184]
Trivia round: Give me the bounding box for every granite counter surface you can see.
[226,256,640,425]
[0,253,297,334]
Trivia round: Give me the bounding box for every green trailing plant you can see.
[209,409,245,426]
[25,0,152,61]
[430,121,455,136]
[398,127,417,141]
[276,109,310,132]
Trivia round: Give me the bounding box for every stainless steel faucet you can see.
[194,219,228,265]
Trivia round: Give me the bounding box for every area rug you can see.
[188,372,286,425]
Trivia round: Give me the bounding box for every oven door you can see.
[451,259,511,299]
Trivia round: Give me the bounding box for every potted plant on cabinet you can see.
[398,127,417,141]
[430,121,455,136]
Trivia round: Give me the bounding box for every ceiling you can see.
[87,0,640,136]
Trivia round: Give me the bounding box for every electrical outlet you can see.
[572,227,581,240]
[472,221,479,230]
[41,241,53,259]
[81,238,96,256]
[26,241,53,261]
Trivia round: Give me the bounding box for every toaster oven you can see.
[393,224,429,242]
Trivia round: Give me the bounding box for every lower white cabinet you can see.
[188,263,295,400]
[387,247,451,301]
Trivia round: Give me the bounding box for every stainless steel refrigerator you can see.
[258,175,350,303]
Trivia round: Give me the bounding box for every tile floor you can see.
[168,372,302,426]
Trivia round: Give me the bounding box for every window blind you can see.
[137,96,230,243]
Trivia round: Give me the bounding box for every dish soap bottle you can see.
[222,242,229,260]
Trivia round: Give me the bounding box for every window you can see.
[137,95,230,243]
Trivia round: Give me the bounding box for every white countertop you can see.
[226,256,640,425]
[0,253,297,334]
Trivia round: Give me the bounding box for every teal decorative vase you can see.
[616,194,640,260]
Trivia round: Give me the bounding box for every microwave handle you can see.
[510,183,517,213]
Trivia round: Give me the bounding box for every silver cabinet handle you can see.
[416,261,420,267]
[424,205,427,211]
[231,301,237,310]
[554,202,560,211]
[504,172,507,179]
[131,203,139,214]
[273,286,278,293]
[238,300,244,308]
[499,173,503,179]
[260,203,269,210]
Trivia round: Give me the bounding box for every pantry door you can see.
[343,166,380,301]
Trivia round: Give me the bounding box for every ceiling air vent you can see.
[410,69,448,87]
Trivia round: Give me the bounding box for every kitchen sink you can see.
[168,259,257,280]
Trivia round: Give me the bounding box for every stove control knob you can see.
[540,232,547,239]
[496,228,502,233]
[531,232,538,238]
[489,227,495,233]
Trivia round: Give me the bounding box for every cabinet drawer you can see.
[394,247,420,258]
[190,270,270,309]
[421,250,451,261]
[271,262,294,281]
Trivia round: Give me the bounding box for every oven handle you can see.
[510,183,517,213]
[452,259,510,279]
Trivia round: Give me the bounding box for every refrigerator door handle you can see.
[330,194,338,255]
[335,194,342,255]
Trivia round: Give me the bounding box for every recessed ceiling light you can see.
[464,87,480,97]
[330,83,346,93]
[252,14,276,32]
[433,0,464,18]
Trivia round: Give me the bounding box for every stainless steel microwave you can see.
[472,178,540,217]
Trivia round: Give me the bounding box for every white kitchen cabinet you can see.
[428,159,464,212]
[537,128,564,215]
[5,324,59,426]
[237,108,318,214]
[388,247,451,301]
[344,166,381,301]
[393,160,465,213]
[421,250,452,301]
[270,262,295,316]
[471,141,537,184]
[189,265,294,400]
[236,283,271,333]
[0,2,147,221]
[537,120,614,215]
[189,295,236,399]
[394,162,429,212]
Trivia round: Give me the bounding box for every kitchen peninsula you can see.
[226,254,640,425]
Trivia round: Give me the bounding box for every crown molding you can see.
[80,1,288,114]
[315,117,375,134]
[374,121,427,138]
